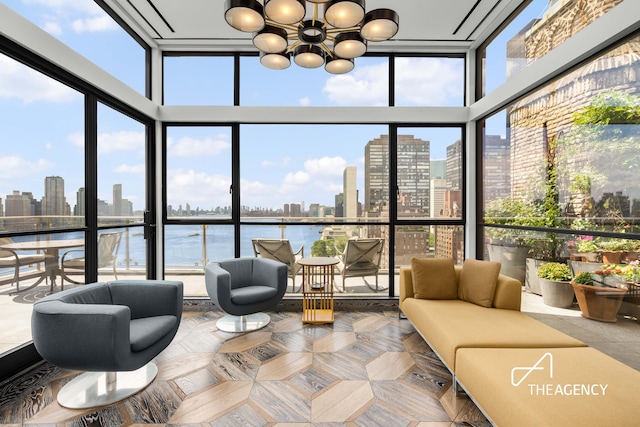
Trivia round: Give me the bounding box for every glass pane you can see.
[0,54,84,232]
[97,103,146,227]
[396,128,463,220]
[394,57,464,106]
[482,34,640,236]
[164,56,234,105]
[4,0,146,94]
[97,227,146,281]
[165,126,232,219]
[393,225,465,296]
[480,0,625,97]
[240,56,389,106]
[164,224,235,297]
[0,231,84,352]
[240,124,388,222]
[243,223,390,295]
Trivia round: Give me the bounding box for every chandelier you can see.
[224,0,399,74]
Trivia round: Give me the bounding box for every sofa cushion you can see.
[400,298,586,371]
[458,259,501,307]
[456,347,640,427]
[410,257,457,299]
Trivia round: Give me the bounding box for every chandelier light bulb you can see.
[334,32,366,58]
[361,8,399,41]
[264,0,306,25]
[294,45,325,68]
[324,0,366,29]
[253,25,288,53]
[260,51,292,70]
[325,56,354,74]
[224,0,265,32]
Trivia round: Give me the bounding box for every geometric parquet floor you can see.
[0,309,490,426]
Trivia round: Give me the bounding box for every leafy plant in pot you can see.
[571,271,627,322]
[537,262,574,308]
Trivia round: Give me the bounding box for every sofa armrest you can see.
[399,267,414,304]
[492,275,522,311]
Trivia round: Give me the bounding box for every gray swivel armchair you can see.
[31,279,183,409]
[205,257,287,332]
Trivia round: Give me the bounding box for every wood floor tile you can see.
[366,351,415,380]
[218,331,272,353]
[312,331,356,352]
[311,380,374,422]
[256,352,313,381]
[155,352,216,381]
[167,380,253,423]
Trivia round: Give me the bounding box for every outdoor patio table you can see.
[0,239,84,294]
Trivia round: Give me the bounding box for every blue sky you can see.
[0,0,548,212]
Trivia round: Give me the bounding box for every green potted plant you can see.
[571,271,628,322]
[537,262,574,308]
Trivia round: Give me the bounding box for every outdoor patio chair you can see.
[0,237,49,292]
[252,238,304,292]
[61,231,122,288]
[335,238,385,292]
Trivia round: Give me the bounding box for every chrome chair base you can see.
[216,313,271,332]
[57,362,158,409]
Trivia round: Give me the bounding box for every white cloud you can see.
[303,156,346,176]
[71,15,117,33]
[322,62,389,105]
[98,130,145,154]
[25,0,104,15]
[299,96,311,106]
[167,135,231,157]
[0,155,52,179]
[25,0,115,34]
[283,171,310,186]
[0,56,80,104]
[394,57,464,105]
[167,169,231,207]
[43,21,62,35]
[114,164,145,174]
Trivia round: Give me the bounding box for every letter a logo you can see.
[511,352,553,387]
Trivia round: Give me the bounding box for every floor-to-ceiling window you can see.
[479,32,640,291]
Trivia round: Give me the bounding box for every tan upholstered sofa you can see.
[399,258,640,425]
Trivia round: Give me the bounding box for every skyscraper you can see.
[43,176,65,216]
[365,134,430,216]
[113,184,122,216]
[343,166,357,219]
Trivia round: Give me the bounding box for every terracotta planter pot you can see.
[601,250,622,264]
[539,278,575,308]
[571,281,627,322]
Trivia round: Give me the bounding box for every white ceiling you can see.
[103,0,526,52]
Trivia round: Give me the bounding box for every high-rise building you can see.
[5,191,34,217]
[343,166,357,219]
[365,135,430,216]
[113,184,122,216]
[430,178,447,218]
[483,135,511,203]
[75,187,85,216]
[430,159,446,179]
[446,140,462,192]
[42,176,65,216]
